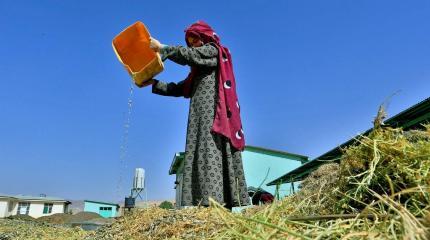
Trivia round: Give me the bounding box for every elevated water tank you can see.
[133,168,145,190]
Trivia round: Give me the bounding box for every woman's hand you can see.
[150,37,162,52]
[138,79,156,88]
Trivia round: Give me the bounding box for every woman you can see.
[149,21,249,209]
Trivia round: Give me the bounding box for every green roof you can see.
[169,152,185,175]
[245,145,308,163]
[267,97,430,185]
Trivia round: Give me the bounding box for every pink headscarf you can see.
[183,21,245,151]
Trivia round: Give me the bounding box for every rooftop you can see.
[169,152,185,175]
[169,146,309,175]
[245,145,309,163]
[0,194,70,203]
[84,200,120,207]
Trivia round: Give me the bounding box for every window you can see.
[17,202,30,215]
[43,203,53,214]
[99,207,112,211]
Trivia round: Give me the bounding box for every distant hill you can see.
[119,200,176,208]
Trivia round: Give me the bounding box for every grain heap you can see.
[1,116,428,239]
[214,123,430,239]
[86,207,226,240]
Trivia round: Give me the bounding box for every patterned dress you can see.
[152,43,250,207]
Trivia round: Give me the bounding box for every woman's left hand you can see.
[150,37,162,52]
[136,79,156,88]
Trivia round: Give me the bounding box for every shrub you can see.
[158,201,174,210]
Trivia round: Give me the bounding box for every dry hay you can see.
[292,163,340,215]
[212,124,430,239]
[0,219,87,240]
[7,214,35,221]
[336,125,430,217]
[85,124,428,239]
[2,116,429,239]
[85,207,226,240]
[0,212,106,239]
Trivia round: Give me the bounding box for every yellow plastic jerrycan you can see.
[112,21,164,87]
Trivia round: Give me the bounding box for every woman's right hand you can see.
[150,37,162,52]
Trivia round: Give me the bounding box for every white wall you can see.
[2,201,66,218]
[0,201,8,218]
[28,202,66,218]
[11,202,18,216]
[51,203,66,215]
[28,203,44,218]
[0,200,17,218]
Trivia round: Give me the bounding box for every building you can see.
[0,194,71,218]
[267,97,430,186]
[242,146,308,198]
[84,200,120,218]
[169,145,308,208]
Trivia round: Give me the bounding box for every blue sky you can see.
[0,0,429,202]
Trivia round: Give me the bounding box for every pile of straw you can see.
[212,123,430,239]
[86,123,429,239]
[86,207,226,240]
[2,114,428,239]
[0,219,87,240]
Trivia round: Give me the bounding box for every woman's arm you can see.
[151,79,185,97]
[160,44,218,67]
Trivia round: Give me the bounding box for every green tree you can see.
[158,201,174,209]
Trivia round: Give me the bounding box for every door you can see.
[175,174,183,209]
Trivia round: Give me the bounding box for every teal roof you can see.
[84,200,120,207]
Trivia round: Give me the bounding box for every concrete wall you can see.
[1,201,66,218]
[84,202,118,218]
[26,202,65,218]
[42,203,65,217]
[242,148,303,199]
[11,202,18,216]
[0,201,8,218]
[28,203,44,218]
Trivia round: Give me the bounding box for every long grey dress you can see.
[152,43,250,207]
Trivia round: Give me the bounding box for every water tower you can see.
[124,168,147,210]
[133,168,145,191]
